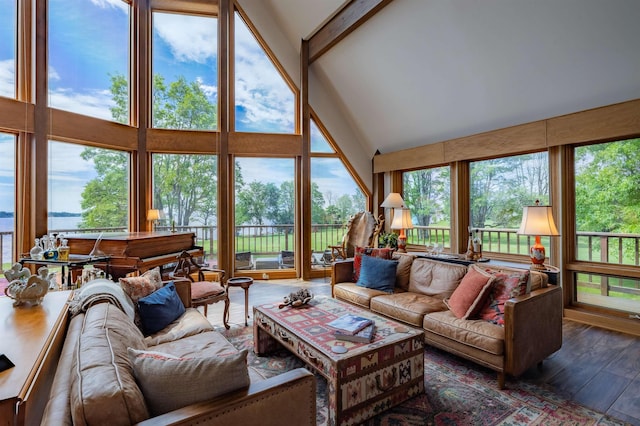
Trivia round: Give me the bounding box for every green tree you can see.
[575,138,640,233]
[80,73,219,228]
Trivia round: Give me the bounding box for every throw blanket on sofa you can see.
[68,278,136,320]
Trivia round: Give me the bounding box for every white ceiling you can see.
[257,0,640,158]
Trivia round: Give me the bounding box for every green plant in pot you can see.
[379,232,398,249]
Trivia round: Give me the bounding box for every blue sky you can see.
[0,0,360,215]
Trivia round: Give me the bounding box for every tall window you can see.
[234,11,295,133]
[151,154,218,263]
[0,0,16,98]
[234,157,295,270]
[310,119,365,266]
[403,166,450,249]
[48,0,129,121]
[0,133,15,267]
[152,12,217,130]
[48,141,129,231]
[574,138,640,313]
[470,152,549,255]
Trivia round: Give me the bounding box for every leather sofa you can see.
[41,280,316,426]
[332,253,562,388]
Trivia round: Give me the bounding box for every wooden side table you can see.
[227,277,254,326]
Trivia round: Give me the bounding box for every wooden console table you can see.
[0,291,71,426]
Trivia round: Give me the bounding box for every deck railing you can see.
[3,225,640,272]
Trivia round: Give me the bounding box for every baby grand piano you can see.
[65,231,204,280]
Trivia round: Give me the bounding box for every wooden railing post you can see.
[600,236,609,296]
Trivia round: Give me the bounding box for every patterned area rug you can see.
[220,324,628,426]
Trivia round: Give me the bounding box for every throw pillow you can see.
[128,348,250,416]
[137,281,186,335]
[353,246,394,282]
[356,254,398,293]
[119,267,163,304]
[477,268,530,325]
[444,266,495,319]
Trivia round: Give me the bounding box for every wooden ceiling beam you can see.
[308,0,394,64]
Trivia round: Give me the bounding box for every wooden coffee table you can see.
[253,297,424,426]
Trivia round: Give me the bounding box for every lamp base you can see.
[529,237,546,270]
[397,235,407,253]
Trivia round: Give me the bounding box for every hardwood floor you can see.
[204,278,640,425]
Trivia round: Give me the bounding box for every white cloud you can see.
[196,77,217,98]
[48,65,61,81]
[48,87,115,121]
[154,13,217,64]
[0,59,15,98]
[90,0,128,13]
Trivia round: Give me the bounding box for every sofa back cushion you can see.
[70,303,149,425]
[392,252,415,291]
[408,258,468,298]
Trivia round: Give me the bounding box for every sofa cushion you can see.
[333,282,391,309]
[70,303,149,425]
[370,292,447,327]
[423,310,505,356]
[138,282,186,335]
[144,307,215,347]
[477,268,529,325]
[444,266,495,319]
[408,258,468,298]
[128,348,250,416]
[353,246,394,282]
[392,252,415,291]
[356,255,398,293]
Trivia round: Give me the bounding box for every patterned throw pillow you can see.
[352,246,394,282]
[119,267,163,304]
[477,269,529,325]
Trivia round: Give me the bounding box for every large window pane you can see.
[48,0,129,122]
[0,0,16,98]
[403,166,450,249]
[48,141,129,232]
[152,12,217,130]
[470,152,549,255]
[575,138,640,265]
[311,157,365,266]
[234,158,295,270]
[234,12,294,133]
[0,133,15,268]
[575,272,640,315]
[151,154,218,264]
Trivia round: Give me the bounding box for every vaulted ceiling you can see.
[244,0,640,181]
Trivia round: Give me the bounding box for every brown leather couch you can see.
[332,254,562,388]
[41,280,316,426]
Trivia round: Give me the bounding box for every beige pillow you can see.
[128,348,250,416]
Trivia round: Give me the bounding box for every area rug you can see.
[220,324,628,426]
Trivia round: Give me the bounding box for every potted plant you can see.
[379,232,398,249]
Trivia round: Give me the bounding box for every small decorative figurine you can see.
[279,288,313,308]
[3,264,50,307]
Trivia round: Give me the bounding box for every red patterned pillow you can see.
[477,269,529,326]
[352,246,394,282]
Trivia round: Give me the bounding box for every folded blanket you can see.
[68,278,136,320]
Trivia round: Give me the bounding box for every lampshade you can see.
[517,203,559,236]
[380,192,405,208]
[147,209,160,221]
[390,208,413,230]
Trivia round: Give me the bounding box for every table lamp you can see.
[147,209,160,231]
[516,200,559,270]
[391,207,413,253]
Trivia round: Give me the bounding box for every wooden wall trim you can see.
[147,128,219,153]
[0,98,34,133]
[373,142,445,174]
[228,132,301,156]
[547,98,640,146]
[373,98,640,173]
[50,109,137,150]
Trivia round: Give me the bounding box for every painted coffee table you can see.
[253,296,424,426]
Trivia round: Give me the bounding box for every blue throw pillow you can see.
[356,254,398,293]
[138,281,186,335]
